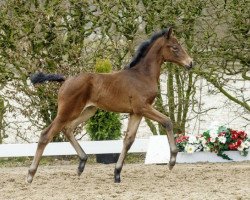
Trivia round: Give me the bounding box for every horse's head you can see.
[162,27,193,69]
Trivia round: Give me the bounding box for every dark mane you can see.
[125,28,169,69]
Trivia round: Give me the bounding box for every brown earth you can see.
[0,161,250,200]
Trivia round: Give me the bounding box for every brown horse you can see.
[27,27,193,183]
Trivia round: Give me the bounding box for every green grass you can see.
[0,153,145,168]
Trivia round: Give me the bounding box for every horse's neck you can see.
[136,39,164,81]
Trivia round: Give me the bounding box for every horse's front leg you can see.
[114,114,142,183]
[142,105,178,169]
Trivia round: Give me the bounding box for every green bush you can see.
[86,110,121,140]
[86,59,122,140]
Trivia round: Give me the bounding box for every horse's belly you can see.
[95,97,133,113]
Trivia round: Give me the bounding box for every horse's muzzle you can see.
[185,60,194,70]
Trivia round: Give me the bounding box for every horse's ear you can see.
[165,27,173,39]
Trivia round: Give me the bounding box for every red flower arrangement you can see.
[175,126,250,160]
[228,130,247,150]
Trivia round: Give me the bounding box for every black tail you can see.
[30,72,65,84]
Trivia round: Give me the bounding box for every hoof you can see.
[114,178,121,183]
[77,168,83,176]
[114,175,121,183]
[114,168,121,183]
[26,168,36,184]
[77,158,87,176]
[168,158,176,170]
[168,164,175,170]
[168,150,178,170]
[26,174,33,184]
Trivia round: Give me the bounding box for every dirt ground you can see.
[1,161,250,200]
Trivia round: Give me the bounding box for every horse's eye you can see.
[171,46,179,52]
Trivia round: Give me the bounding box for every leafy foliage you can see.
[86,110,121,140]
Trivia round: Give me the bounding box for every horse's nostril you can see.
[188,61,194,69]
[190,61,194,68]
[185,63,193,69]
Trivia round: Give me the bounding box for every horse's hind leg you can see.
[63,106,97,176]
[114,114,142,183]
[27,117,66,183]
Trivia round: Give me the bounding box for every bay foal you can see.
[27,27,193,183]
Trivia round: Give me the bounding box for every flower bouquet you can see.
[175,126,250,160]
